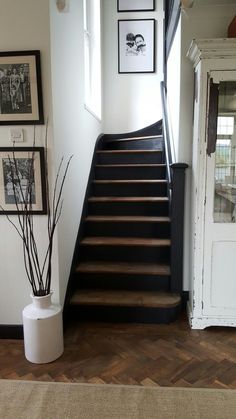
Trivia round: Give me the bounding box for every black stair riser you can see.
[105,138,163,150]
[79,246,170,263]
[92,183,167,197]
[95,166,166,180]
[65,122,182,326]
[84,222,170,238]
[67,305,181,324]
[74,273,170,291]
[88,201,169,216]
[97,153,163,165]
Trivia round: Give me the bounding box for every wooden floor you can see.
[1,313,236,388]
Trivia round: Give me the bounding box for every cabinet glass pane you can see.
[214,82,236,223]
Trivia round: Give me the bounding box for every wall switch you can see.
[10,128,24,142]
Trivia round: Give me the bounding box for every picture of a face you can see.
[135,34,146,55]
[119,19,155,73]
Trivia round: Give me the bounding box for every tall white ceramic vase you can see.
[22,293,64,364]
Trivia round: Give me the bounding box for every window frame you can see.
[83,0,102,121]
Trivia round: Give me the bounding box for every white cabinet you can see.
[187,39,236,329]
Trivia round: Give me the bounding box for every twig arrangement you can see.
[0,127,72,296]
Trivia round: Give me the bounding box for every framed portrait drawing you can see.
[117,0,155,12]
[0,147,47,214]
[118,19,155,73]
[0,51,44,125]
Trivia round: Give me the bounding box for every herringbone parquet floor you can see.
[1,313,236,388]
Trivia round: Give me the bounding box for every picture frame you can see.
[0,147,47,214]
[117,0,155,12]
[118,19,155,74]
[0,51,44,125]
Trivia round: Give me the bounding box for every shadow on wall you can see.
[105,76,162,134]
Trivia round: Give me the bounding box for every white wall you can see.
[49,0,103,304]
[167,2,236,291]
[0,0,57,324]
[0,0,103,325]
[102,0,164,134]
[3,0,233,323]
[166,19,181,162]
[180,3,236,161]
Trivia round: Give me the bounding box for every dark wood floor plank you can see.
[96,150,162,154]
[93,180,167,184]
[80,237,171,247]
[76,261,171,275]
[88,196,169,202]
[85,216,171,223]
[96,164,166,168]
[1,314,236,388]
[70,290,180,308]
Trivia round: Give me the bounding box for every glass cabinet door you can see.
[214,81,236,222]
[203,71,236,318]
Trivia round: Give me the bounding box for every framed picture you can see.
[0,51,44,125]
[0,147,47,214]
[117,0,155,12]
[118,19,155,73]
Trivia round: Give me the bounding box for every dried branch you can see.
[1,124,72,296]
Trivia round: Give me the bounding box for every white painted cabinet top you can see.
[187,38,236,67]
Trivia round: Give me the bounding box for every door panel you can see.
[203,70,236,316]
[211,241,236,309]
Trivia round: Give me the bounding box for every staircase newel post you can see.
[170,163,188,294]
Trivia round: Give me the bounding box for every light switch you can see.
[10,128,24,142]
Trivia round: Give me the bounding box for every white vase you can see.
[22,292,64,364]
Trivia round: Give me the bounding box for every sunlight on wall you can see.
[102,0,164,134]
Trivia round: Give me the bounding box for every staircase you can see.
[65,122,187,324]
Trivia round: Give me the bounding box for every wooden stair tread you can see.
[106,135,162,143]
[96,164,166,168]
[97,150,162,154]
[85,215,171,223]
[80,237,171,247]
[70,290,180,308]
[93,179,167,184]
[76,261,171,275]
[88,196,169,202]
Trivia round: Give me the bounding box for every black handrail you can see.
[160,80,188,294]
[160,81,173,194]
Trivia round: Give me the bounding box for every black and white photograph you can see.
[0,51,44,125]
[3,157,36,205]
[0,148,47,214]
[118,19,155,73]
[118,0,155,12]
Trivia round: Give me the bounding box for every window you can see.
[215,117,234,183]
[83,0,101,120]
[214,83,236,223]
